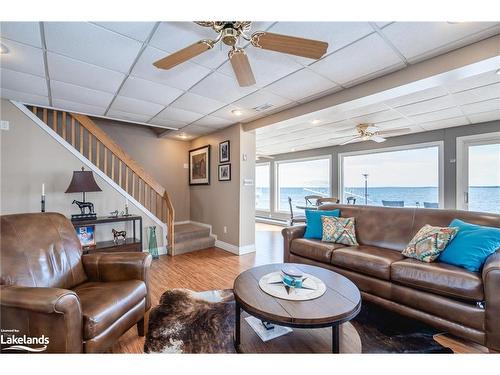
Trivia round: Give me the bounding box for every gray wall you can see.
[258,120,500,219]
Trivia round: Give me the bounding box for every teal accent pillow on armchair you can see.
[303,209,340,239]
[439,219,500,272]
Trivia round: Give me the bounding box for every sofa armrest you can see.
[0,285,82,353]
[483,251,500,351]
[282,225,306,262]
[82,252,152,310]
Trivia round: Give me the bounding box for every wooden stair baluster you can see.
[79,125,84,154]
[104,147,108,175]
[52,110,57,132]
[71,117,76,147]
[62,112,67,140]
[111,153,115,181]
[43,108,48,124]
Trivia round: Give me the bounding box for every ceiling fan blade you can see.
[229,49,256,87]
[339,136,362,146]
[153,40,214,70]
[371,135,387,143]
[251,32,328,59]
[377,127,412,136]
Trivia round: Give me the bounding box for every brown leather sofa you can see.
[283,205,500,351]
[0,212,152,353]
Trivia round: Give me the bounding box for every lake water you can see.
[256,186,500,214]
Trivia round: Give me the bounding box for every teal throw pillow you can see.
[303,209,340,239]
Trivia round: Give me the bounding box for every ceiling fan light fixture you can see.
[311,119,321,124]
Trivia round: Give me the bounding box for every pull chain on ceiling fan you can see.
[153,22,329,87]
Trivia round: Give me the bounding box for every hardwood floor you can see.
[111,223,490,354]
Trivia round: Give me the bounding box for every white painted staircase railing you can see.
[12,101,176,255]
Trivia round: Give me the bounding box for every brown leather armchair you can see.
[0,212,152,353]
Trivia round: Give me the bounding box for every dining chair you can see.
[317,197,340,205]
[382,200,404,207]
[304,195,323,206]
[346,196,357,205]
[423,202,439,208]
[288,197,306,226]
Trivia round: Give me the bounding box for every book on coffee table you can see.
[245,316,292,342]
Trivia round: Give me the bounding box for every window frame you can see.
[255,162,272,213]
[338,141,444,208]
[274,154,332,214]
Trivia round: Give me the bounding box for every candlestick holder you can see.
[41,194,46,213]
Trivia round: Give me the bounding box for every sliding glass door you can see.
[457,133,500,214]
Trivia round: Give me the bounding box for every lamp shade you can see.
[65,168,102,193]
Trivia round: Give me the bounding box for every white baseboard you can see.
[215,240,256,255]
[174,220,190,225]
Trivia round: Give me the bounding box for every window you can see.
[457,133,500,214]
[255,163,270,211]
[340,143,442,208]
[276,157,331,212]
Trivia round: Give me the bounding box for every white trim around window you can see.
[255,161,271,214]
[338,141,444,208]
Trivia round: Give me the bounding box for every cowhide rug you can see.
[144,289,452,354]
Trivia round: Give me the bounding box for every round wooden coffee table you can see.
[233,263,362,353]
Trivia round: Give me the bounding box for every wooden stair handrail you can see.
[164,191,175,251]
[71,113,166,197]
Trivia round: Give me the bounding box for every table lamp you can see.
[65,167,102,221]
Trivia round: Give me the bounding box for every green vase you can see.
[148,226,159,260]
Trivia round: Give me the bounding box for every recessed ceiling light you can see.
[311,119,321,124]
[291,148,296,152]
[178,133,189,139]
[0,43,9,54]
[496,68,500,75]
[232,109,244,116]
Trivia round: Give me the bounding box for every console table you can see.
[72,215,142,254]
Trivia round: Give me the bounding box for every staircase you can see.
[23,104,176,255]
[173,223,215,255]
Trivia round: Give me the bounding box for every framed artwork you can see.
[218,163,231,181]
[219,140,230,163]
[75,225,95,249]
[189,145,210,185]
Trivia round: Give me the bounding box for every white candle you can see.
[125,199,128,208]
[42,183,45,196]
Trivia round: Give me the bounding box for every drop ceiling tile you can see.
[170,92,225,115]
[92,22,156,42]
[106,109,152,123]
[232,89,293,112]
[190,116,232,128]
[0,88,49,106]
[110,95,165,117]
[267,22,374,65]
[132,46,211,90]
[297,86,343,104]
[47,52,125,93]
[351,109,403,124]
[210,104,257,121]
[155,106,204,123]
[218,47,304,88]
[0,38,45,76]
[163,130,195,141]
[447,70,500,93]
[0,68,47,96]
[452,82,500,105]
[265,68,339,102]
[375,117,414,130]
[52,98,106,116]
[384,86,449,108]
[375,22,393,28]
[120,76,183,106]
[309,33,404,85]
[0,22,41,47]
[394,95,457,116]
[419,116,469,131]
[344,103,389,118]
[44,22,142,73]
[51,80,114,108]
[180,124,213,136]
[467,110,500,124]
[150,22,229,69]
[190,72,257,103]
[410,107,464,124]
[381,22,500,62]
[148,118,186,128]
[461,98,500,115]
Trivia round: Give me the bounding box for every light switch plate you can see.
[243,179,254,186]
[0,120,9,130]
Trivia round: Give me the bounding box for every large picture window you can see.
[340,143,442,208]
[255,163,271,211]
[276,157,331,212]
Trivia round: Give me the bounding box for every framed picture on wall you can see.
[189,145,210,185]
[218,163,231,181]
[219,140,230,163]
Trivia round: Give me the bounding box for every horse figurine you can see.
[72,200,95,215]
[112,229,127,244]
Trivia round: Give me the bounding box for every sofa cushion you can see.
[391,259,484,302]
[74,280,147,340]
[331,245,405,280]
[290,238,345,263]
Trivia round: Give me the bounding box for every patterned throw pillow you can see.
[321,216,359,246]
[402,225,459,262]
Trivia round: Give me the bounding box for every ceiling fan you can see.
[337,124,411,145]
[153,22,329,87]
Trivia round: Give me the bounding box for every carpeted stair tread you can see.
[174,223,211,243]
[174,235,215,255]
